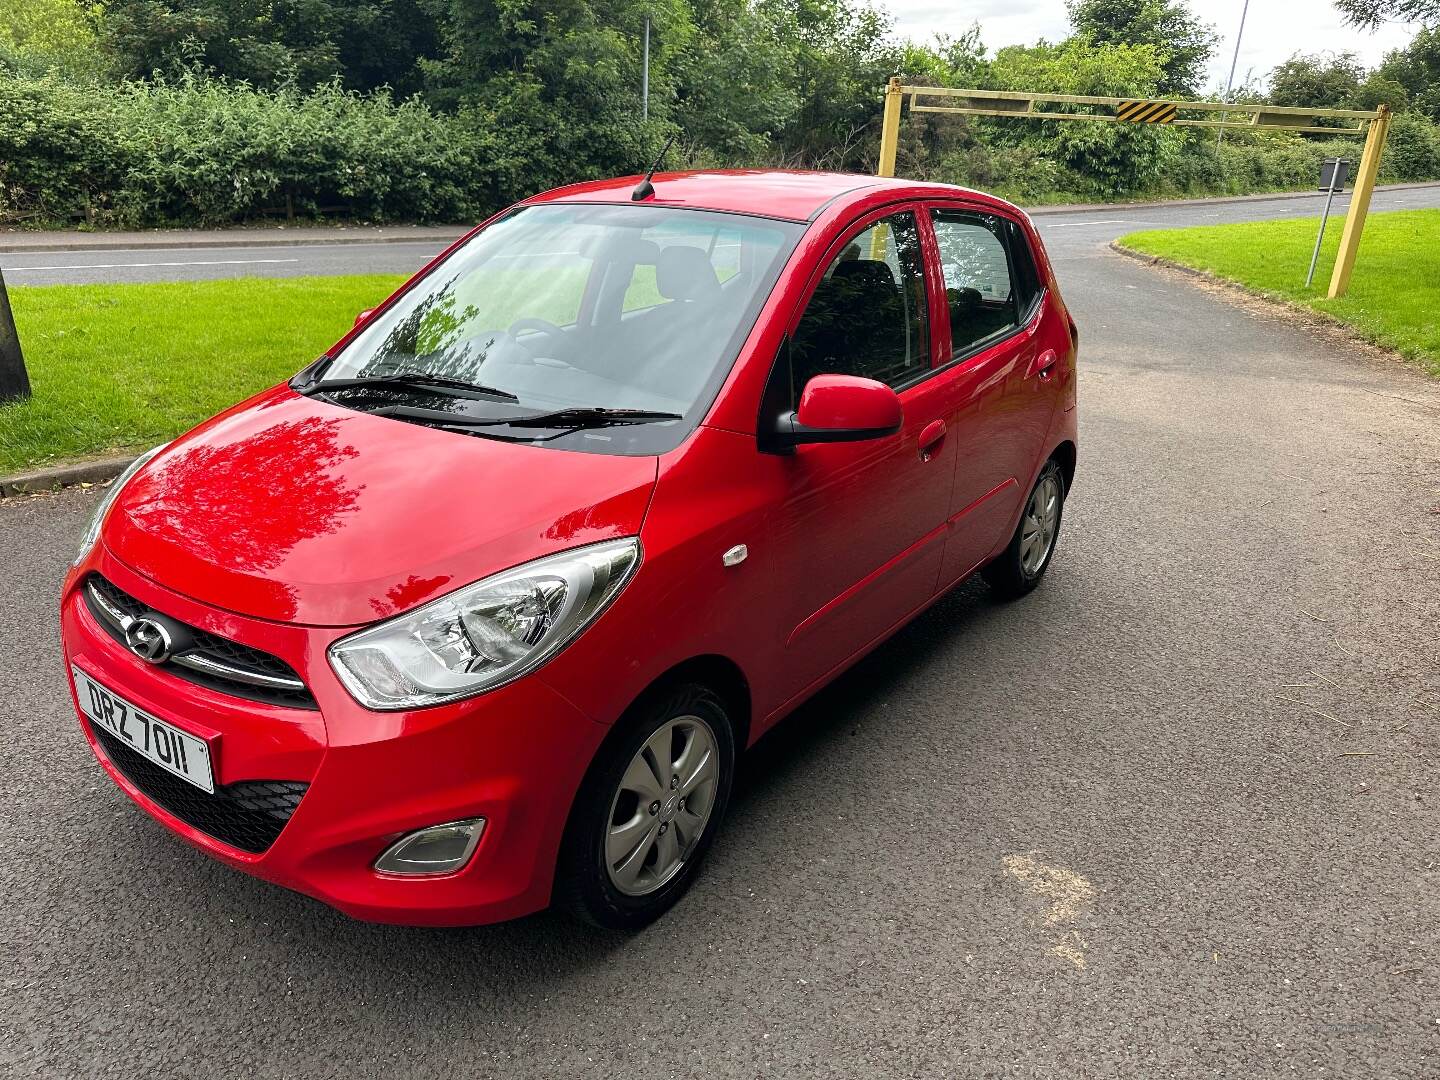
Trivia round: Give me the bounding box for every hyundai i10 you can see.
[61,170,1078,929]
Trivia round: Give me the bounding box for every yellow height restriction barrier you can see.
[1115,100,1178,124]
[876,78,1391,298]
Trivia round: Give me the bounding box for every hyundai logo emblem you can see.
[125,617,173,664]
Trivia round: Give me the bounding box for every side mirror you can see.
[770,374,902,449]
[354,309,375,327]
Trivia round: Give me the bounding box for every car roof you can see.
[524,169,1007,223]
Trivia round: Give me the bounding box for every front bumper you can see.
[61,549,607,926]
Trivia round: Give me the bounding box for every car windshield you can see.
[319,203,805,453]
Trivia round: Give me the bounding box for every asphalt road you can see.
[4,183,1439,285]
[4,190,1440,1078]
[0,238,450,286]
[1032,183,1440,258]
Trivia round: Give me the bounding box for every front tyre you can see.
[556,683,735,930]
[982,458,1066,600]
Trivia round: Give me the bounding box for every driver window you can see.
[790,211,931,393]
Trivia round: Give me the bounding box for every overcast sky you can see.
[881,1,1423,92]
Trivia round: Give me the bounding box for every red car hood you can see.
[104,387,659,626]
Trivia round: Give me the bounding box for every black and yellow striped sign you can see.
[1116,100,1178,124]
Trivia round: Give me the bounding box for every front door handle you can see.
[918,419,946,462]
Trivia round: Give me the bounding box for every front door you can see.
[764,206,956,703]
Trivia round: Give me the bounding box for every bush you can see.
[0,74,131,225]
[943,122,1440,203]
[973,39,1172,197]
[0,71,496,227]
[936,143,1073,202]
[2,62,1439,229]
[1383,112,1440,181]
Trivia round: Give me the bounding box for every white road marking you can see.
[5,258,303,271]
[490,250,585,260]
[1042,219,1169,228]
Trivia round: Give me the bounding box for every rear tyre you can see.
[555,683,735,931]
[981,458,1066,600]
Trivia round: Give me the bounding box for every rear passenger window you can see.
[931,211,1021,357]
[790,211,931,392]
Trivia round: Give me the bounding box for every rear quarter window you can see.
[1005,219,1044,317]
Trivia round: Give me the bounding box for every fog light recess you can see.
[374,818,486,876]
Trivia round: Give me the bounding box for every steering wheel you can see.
[507,317,570,359]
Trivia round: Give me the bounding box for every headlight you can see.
[73,444,167,566]
[328,537,640,710]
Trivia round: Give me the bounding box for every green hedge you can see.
[3,70,1439,229]
[0,73,496,227]
[929,116,1440,204]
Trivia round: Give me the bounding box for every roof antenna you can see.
[631,133,677,201]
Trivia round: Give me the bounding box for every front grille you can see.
[84,575,317,709]
[91,725,308,854]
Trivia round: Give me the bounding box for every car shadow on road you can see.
[219,576,1003,999]
[729,575,994,806]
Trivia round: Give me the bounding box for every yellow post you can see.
[1327,104,1391,299]
[877,76,903,178]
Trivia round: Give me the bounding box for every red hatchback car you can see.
[62,171,1077,929]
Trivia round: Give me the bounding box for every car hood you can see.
[104,387,659,626]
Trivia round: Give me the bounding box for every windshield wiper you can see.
[303,371,519,403]
[372,404,682,429]
[499,407,683,428]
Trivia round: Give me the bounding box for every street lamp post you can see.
[1217,0,1252,149]
[642,16,650,121]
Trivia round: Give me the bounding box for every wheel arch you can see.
[560,652,753,827]
[550,653,751,917]
[1050,439,1077,493]
[627,654,753,752]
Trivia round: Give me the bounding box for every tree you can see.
[1268,51,1366,109]
[1376,27,1440,120]
[1354,71,1408,110]
[672,0,799,160]
[984,39,1171,195]
[1066,0,1218,96]
[1335,0,1440,28]
[102,0,441,94]
[0,0,103,77]
[419,0,688,201]
[902,26,988,89]
[759,0,903,168]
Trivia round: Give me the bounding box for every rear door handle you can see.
[1029,348,1059,380]
[918,419,946,462]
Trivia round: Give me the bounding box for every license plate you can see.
[73,666,215,793]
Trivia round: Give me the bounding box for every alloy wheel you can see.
[604,715,720,897]
[1019,469,1062,578]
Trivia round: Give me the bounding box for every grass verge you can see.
[0,274,406,474]
[1116,208,1440,379]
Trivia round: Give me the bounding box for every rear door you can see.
[925,204,1062,586]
